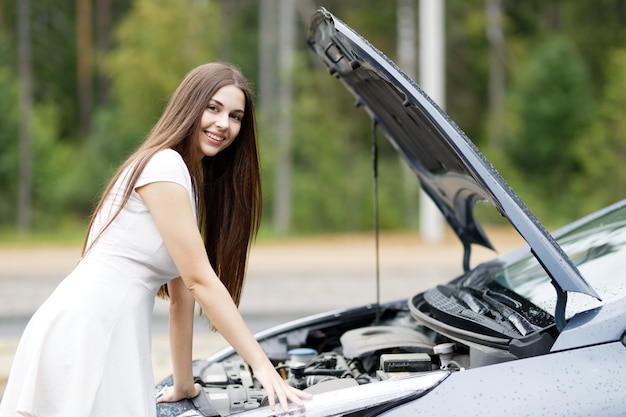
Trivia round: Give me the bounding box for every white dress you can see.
[0,149,196,417]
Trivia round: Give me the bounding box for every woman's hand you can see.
[155,383,201,403]
[252,362,313,412]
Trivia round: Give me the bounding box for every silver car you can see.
[156,8,626,417]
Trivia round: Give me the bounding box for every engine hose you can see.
[347,358,373,383]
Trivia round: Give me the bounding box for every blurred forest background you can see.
[0,0,625,244]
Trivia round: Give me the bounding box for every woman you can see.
[0,63,311,417]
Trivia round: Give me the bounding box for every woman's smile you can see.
[204,130,225,143]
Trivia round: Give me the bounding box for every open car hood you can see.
[306,8,599,317]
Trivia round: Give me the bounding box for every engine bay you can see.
[156,296,546,416]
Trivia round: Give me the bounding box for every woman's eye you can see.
[207,105,219,112]
[230,113,243,122]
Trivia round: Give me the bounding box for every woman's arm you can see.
[156,277,201,403]
[137,181,311,411]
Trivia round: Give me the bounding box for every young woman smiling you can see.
[0,63,311,417]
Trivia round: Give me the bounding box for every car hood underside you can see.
[306,8,599,327]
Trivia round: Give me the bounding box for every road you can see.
[0,228,523,397]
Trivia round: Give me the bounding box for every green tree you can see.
[575,47,626,213]
[506,36,593,222]
[0,61,19,225]
[103,0,219,142]
[280,52,409,234]
[48,0,223,225]
[3,0,625,236]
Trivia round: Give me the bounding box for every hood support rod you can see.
[371,118,381,324]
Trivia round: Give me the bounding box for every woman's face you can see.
[196,84,245,158]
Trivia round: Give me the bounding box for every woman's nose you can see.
[215,112,229,128]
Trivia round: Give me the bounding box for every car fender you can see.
[385,342,626,416]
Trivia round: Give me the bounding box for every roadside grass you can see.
[0,219,87,248]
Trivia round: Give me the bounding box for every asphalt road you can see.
[0,229,523,396]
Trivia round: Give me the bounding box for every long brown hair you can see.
[82,63,262,307]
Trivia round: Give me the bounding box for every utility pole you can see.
[419,0,445,243]
[486,0,505,150]
[259,0,295,235]
[273,0,295,235]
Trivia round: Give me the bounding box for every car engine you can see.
[156,302,476,417]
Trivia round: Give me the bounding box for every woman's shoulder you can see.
[136,149,191,189]
[144,149,189,176]
[149,148,186,167]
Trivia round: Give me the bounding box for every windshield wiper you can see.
[453,287,537,336]
[453,287,490,315]
[481,290,537,336]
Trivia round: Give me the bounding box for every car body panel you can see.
[386,341,626,417]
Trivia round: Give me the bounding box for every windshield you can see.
[493,202,626,319]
